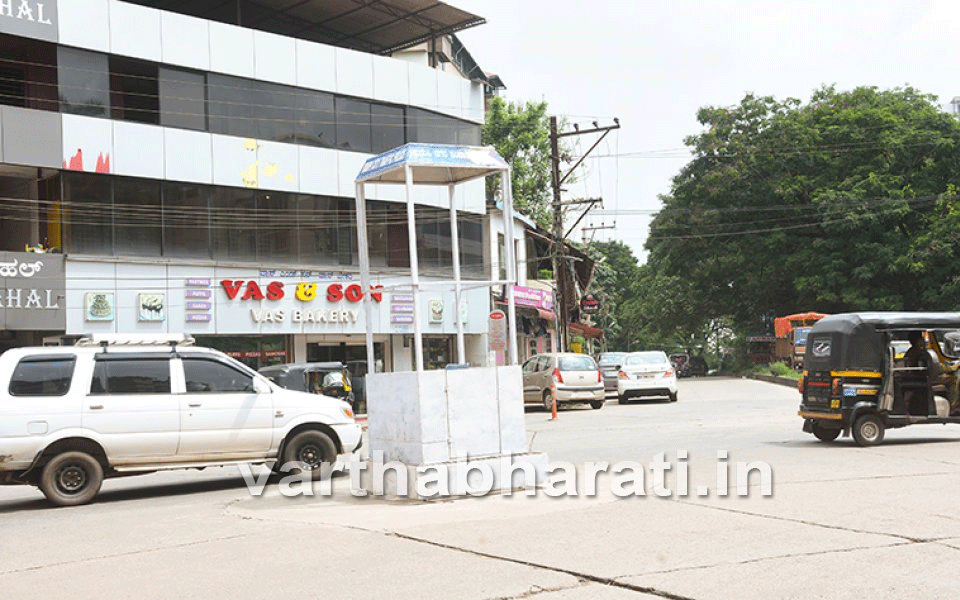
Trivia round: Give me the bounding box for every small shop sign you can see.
[580,294,601,314]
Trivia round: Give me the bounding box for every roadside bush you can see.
[767,361,796,377]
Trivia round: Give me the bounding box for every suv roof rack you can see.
[74,333,196,347]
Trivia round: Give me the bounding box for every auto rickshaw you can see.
[669,352,690,377]
[798,312,960,446]
[259,362,355,410]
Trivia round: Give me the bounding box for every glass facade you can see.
[159,67,206,131]
[58,172,486,275]
[58,47,109,117]
[0,34,479,154]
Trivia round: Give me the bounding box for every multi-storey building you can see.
[0,0,516,379]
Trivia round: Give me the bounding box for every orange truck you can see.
[774,312,829,369]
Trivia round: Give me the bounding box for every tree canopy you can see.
[637,85,960,340]
[481,96,553,228]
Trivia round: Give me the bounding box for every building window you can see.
[371,104,404,153]
[0,36,57,111]
[459,216,484,278]
[114,177,161,256]
[497,232,506,281]
[407,107,445,144]
[211,187,256,262]
[207,73,256,138]
[336,199,356,265]
[386,204,409,268]
[58,47,109,117]
[257,191,297,263]
[367,200,389,268]
[296,195,339,264]
[295,90,336,148]
[456,119,481,145]
[251,80,297,143]
[336,97,372,153]
[109,56,159,125]
[159,67,206,131]
[162,182,211,258]
[416,213,442,272]
[0,33,481,155]
[62,172,113,254]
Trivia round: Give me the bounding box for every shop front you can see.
[0,251,66,352]
[496,284,556,362]
[63,261,491,373]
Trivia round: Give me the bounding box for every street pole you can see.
[549,116,566,352]
[549,116,620,355]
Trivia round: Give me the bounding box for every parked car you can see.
[259,361,355,410]
[521,352,605,410]
[617,350,679,404]
[596,351,628,393]
[0,334,362,507]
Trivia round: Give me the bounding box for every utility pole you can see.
[581,222,615,244]
[549,116,620,352]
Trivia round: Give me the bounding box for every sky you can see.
[452,0,960,261]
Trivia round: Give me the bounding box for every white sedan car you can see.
[617,350,678,404]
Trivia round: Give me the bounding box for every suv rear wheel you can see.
[39,451,104,507]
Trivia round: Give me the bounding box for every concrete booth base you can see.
[364,365,548,500]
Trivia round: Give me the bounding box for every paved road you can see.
[2,377,960,599]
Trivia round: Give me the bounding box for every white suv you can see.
[0,334,362,506]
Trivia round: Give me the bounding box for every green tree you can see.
[586,240,641,348]
[644,86,960,337]
[482,96,553,228]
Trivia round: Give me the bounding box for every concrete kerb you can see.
[747,374,799,388]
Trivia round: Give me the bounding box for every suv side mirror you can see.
[253,377,271,394]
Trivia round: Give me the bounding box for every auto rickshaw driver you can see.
[923,331,960,415]
[904,330,928,370]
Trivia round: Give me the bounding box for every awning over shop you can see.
[495,299,554,322]
[568,322,604,339]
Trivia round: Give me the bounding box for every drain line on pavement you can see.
[388,531,697,600]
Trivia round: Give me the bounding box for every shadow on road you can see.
[771,435,960,449]
[0,470,351,512]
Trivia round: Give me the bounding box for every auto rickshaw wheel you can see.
[852,414,885,447]
[811,422,841,442]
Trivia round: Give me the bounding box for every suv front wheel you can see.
[281,430,338,480]
[39,451,104,507]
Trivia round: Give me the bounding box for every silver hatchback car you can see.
[597,351,628,394]
[521,352,605,410]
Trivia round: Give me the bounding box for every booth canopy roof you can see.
[356,144,508,185]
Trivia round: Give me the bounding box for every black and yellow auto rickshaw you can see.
[798,312,960,446]
[258,362,355,410]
